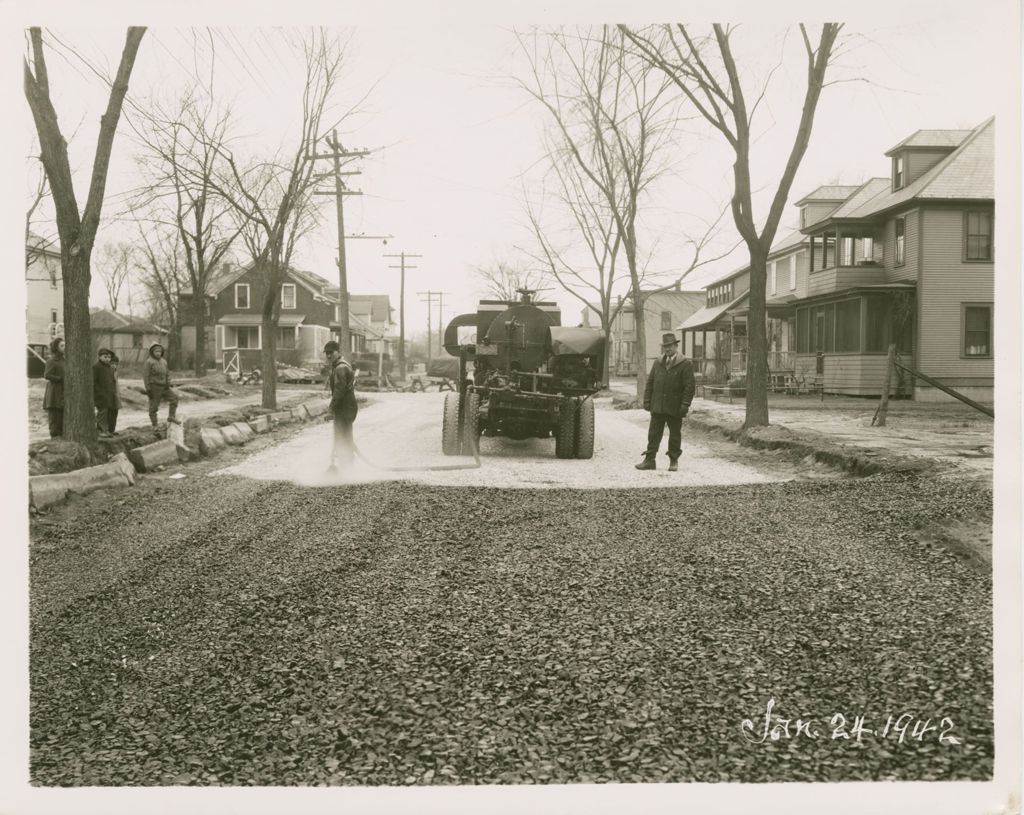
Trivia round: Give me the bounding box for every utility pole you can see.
[311,129,369,357]
[418,291,443,365]
[436,291,447,359]
[384,252,421,380]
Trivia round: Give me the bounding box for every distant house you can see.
[26,234,62,377]
[89,309,170,364]
[581,284,704,375]
[681,117,994,401]
[178,263,386,374]
[326,291,398,357]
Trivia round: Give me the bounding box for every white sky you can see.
[11,2,1015,337]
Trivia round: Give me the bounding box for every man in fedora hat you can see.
[636,332,695,472]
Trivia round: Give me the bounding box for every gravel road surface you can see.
[214,392,793,489]
[29,395,993,786]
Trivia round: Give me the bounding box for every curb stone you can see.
[199,427,227,455]
[220,425,245,446]
[30,452,137,511]
[127,439,186,473]
[248,416,271,434]
[29,396,329,509]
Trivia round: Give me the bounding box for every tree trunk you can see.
[744,245,770,428]
[632,288,647,401]
[167,323,183,370]
[61,252,97,445]
[194,298,208,377]
[260,281,280,409]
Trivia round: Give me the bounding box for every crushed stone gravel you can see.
[29,457,993,785]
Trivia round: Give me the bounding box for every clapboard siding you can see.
[919,208,994,380]
[906,151,949,185]
[792,353,907,395]
[883,209,919,283]
[806,265,886,297]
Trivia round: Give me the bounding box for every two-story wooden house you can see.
[795,118,993,399]
[179,263,373,373]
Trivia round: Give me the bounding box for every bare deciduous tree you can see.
[95,241,133,311]
[474,260,549,301]
[515,25,686,399]
[620,23,843,427]
[134,220,189,368]
[23,26,146,444]
[133,87,242,376]
[198,30,347,408]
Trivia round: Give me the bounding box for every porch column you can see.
[809,236,816,272]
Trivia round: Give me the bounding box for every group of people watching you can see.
[42,339,179,439]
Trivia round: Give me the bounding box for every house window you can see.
[834,299,861,352]
[132,334,143,349]
[277,327,296,349]
[962,304,992,357]
[893,155,904,190]
[351,334,366,354]
[894,218,905,266]
[789,256,797,290]
[235,283,250,309]
[281,283,297,309]
[964,212,993,261]
[861,237,874,262]
[225,326,260,349]
[620,312,634,332]
[769,262,776,295]
[50,308,58,324]
[660,311,672,331]
[840,237,854,267]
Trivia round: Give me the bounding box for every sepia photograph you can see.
[3,0,1020,813]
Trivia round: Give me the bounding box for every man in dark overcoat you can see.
[324,340,359,470]
[636,332,696,472]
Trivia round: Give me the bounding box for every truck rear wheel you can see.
[555,397,577,459]
[461,390,480,455]
[575,396,595,459]
[442,391,462,455]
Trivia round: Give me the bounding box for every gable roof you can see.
[801,178,892,228]
[184,264,337,299]
[794,185,860,206]
[345,293,393,323]
[90,309,168,335]
[884,128,973,156]
[840,118,993,221]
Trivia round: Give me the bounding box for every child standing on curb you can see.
[143,343,179,428]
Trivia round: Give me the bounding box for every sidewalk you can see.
[606,377,993,479]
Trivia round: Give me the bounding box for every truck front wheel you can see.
[442,391,462,455]
[575,396,595,459]
[555,398,578,459]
